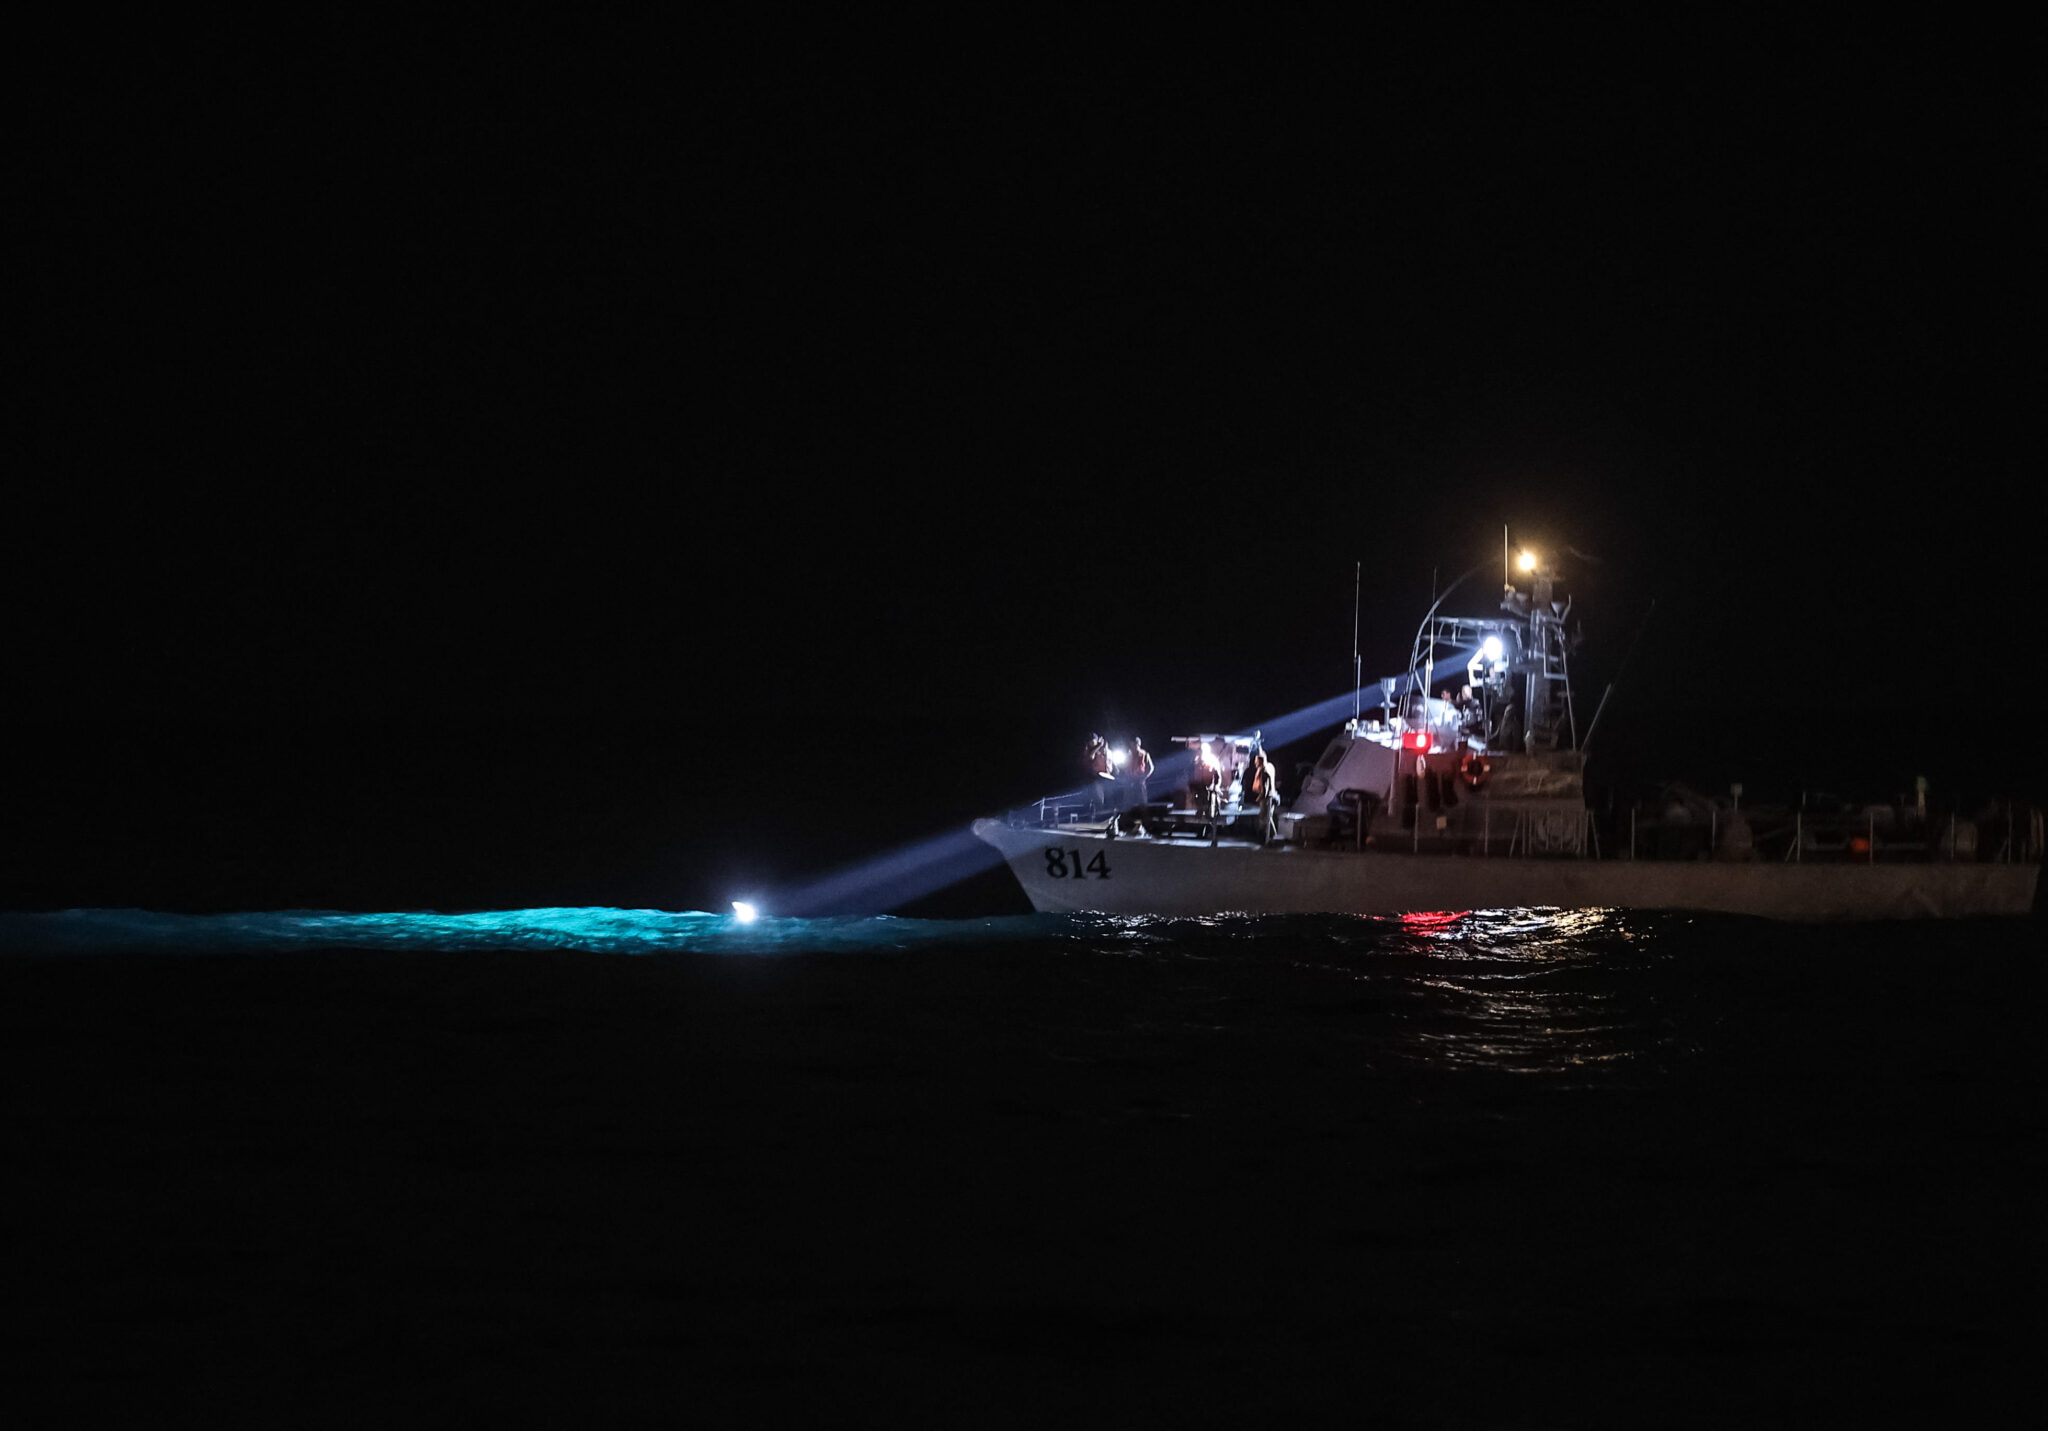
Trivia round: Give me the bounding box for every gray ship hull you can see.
[972,820,2040,922]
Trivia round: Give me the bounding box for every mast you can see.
[1498,541,1576,754]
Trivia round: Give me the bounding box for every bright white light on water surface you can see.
[731,901,759,923]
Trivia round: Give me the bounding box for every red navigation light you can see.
[1402,730,1431,753]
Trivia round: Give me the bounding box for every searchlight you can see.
[1517,550,1538,573]
[731,901,759,924]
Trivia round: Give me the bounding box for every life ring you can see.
[1458,752,1491,788]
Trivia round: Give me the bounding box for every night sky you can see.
[15,21,2040,915]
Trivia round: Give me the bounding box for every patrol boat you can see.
[972,550,2042,921]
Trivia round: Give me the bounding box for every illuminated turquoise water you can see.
[0,905,1049,956]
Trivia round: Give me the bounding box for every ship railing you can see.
[1993,804,2045,863]
[1501,808,1592,859]
[1030,795,1095,826]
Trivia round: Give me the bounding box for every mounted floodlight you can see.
[1109,747,1127,767]
[1517,550,1538,573]
[731,901,758,924]
[1481,635,1504,661]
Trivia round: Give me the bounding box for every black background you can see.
[14,18,2041,916]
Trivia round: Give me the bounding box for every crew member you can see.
[1191,747,1221,820]
[1085,733,1115,818]
[1124,736,1154,816]
[1248,750,1282,844]
[1456,684,1479,730]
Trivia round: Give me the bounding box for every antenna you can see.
[1404,560,1490,703]
[1351,561,1362,723]
[1503,524,1510,589]
[1580,598,1657,756]
[1426,566,1438,706]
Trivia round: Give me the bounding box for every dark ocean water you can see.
[4,907,2042,1427]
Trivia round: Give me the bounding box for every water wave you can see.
[0,906,1766,1078]
[1,903,1658,960]
[0,906,1048,956]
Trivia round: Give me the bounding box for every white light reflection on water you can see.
[1019,907,1682,1080]
[1368,906,1665,1077]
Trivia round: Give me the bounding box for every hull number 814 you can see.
[1045,848,1111,879]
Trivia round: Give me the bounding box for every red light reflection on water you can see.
[1397,910,1472,932]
